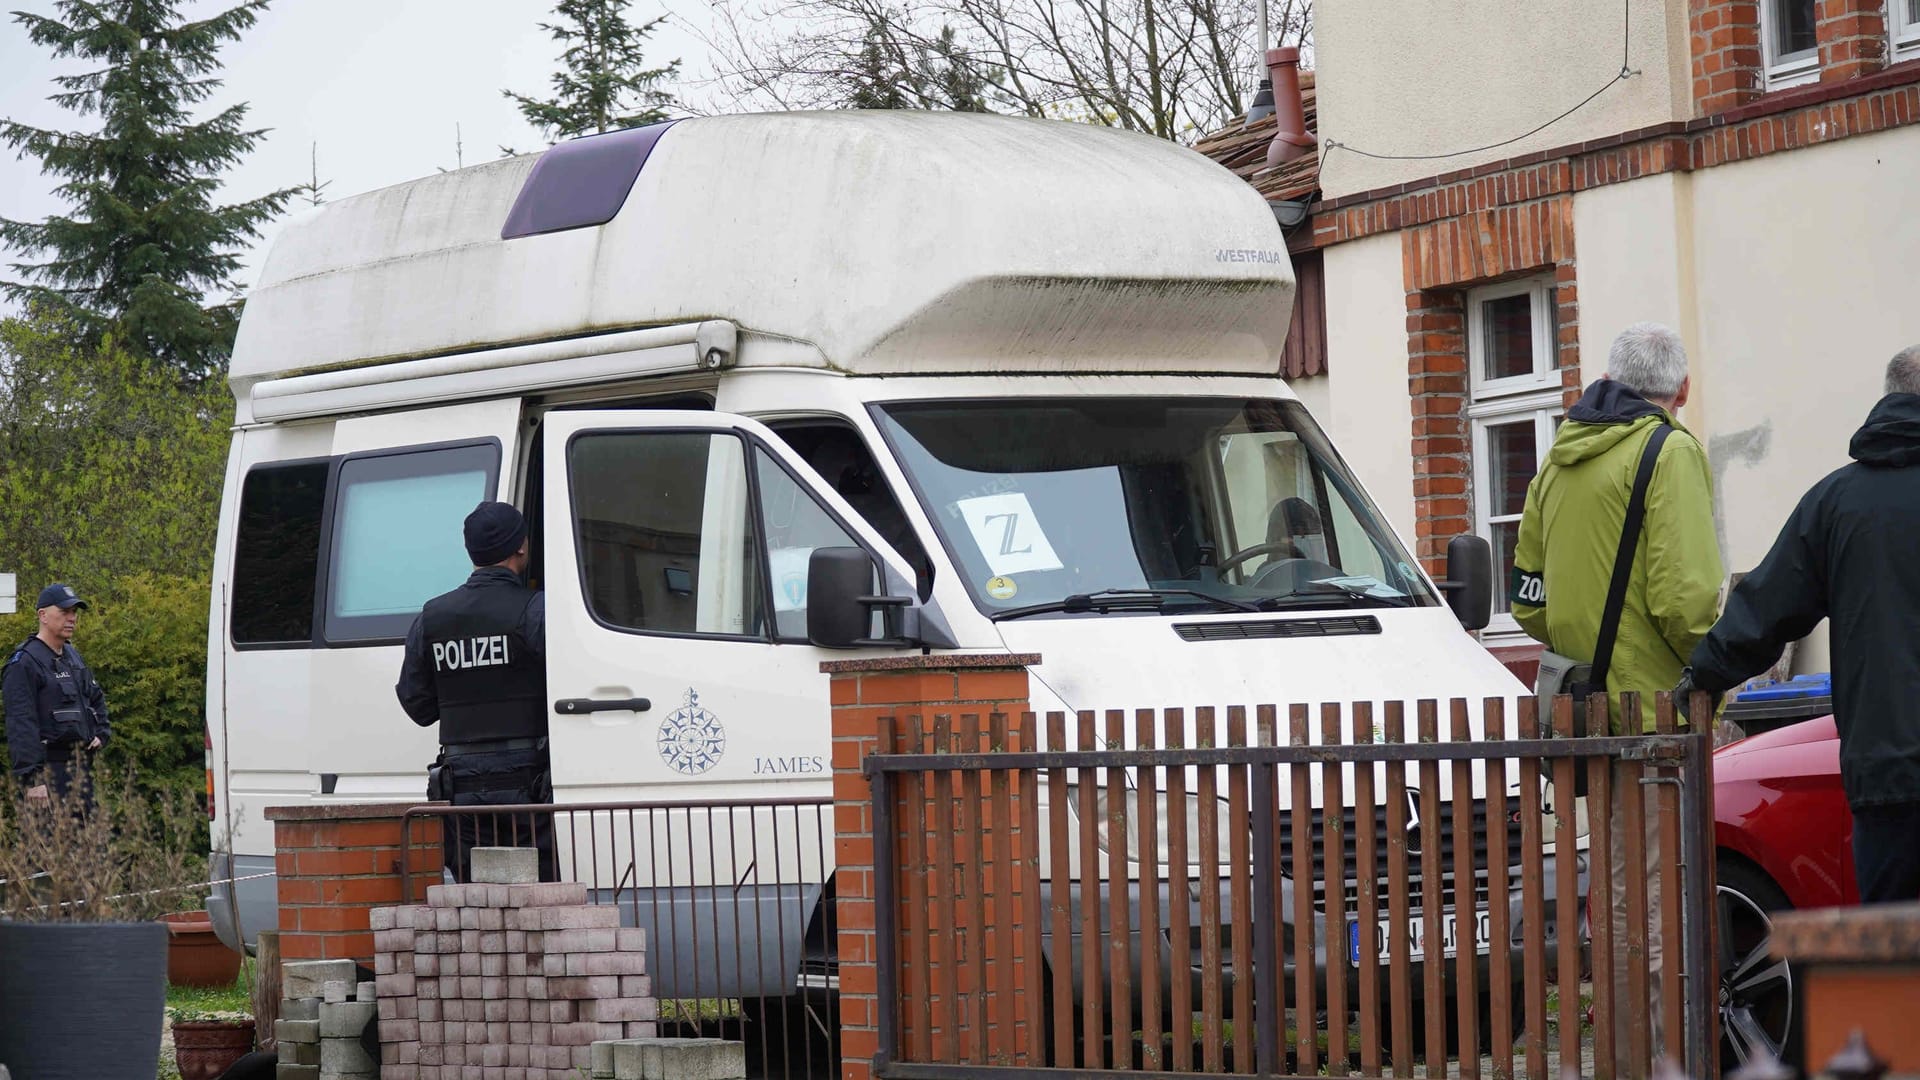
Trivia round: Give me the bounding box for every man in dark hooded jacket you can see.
[1683,346,1920,903]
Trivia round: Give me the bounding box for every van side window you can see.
[324,441,501,644]
[753,449,870,641]
[569,431,765,638]
[232,461,329,646]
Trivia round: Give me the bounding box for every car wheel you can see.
[1715,858,1798,1072]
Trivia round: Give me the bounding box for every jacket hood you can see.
[1548,379,1673,466]
[1849,393,1920,467]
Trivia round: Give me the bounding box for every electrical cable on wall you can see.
[1322,0,1638,164]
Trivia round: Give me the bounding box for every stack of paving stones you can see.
[274,959,379,1080]
[370,847,660,1080]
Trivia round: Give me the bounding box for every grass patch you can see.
[166,970,252,1019]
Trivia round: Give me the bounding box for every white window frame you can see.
[1467,277,1559,400]
[1465,276,1561,641]
[1762,0,1821,89]
[1894,0,1920,59]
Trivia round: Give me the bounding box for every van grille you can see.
[1277,797,1523,910]
[1173,616,1381,642]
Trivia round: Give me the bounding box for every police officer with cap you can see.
[3,583,110,805]
[396,502,556,881]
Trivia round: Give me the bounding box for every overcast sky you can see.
[0,0,729,312]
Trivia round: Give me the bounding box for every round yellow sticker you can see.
[985,576,1018,600]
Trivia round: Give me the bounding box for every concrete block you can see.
[323,980,351,1004]
[539,955,567,978]
[483,997,509,1022]
[421,1041,444,1063]
[436,907,461,931]
[398,995,419,1020]
[381,1018,421,1044]
[369,907,397,931]
[590,1040,623,1078]
[542,928,617,953]
[282,960,357,999]
[545,1000,575,1023]
[483,1039,509,1064]
[460,929,483,952]
[504,882,588,908]
[468,1021,491,1044]
[419,1021,443,1045]
[378,996,399,1021]
[398,951,416,976]
[461,975,485,998]
[356,980,376,1003]
[471,847,541,884]
[426,883,463,908]
[474,907,504,931]
[458,906,482,931]
[318,999,377,1038]
[533,905,620,931]
[416,976,440,1000]
[611,1038,745,1080]
[420,999,441,1022]
[418,953,441,977]
[614,928,647,953]
[444,998,467,1022]
[280,996,322,1021]
[565,952,645,977]
[546,975,618,1000]
[522,976,547,999]
[375,928,415,952]
[580,997,657,1023]
[486,884,511,908]
[411,905,439,930]
[282,1040,321,1066]
[507,1043,529,1067]
[273,1065,320,1080]
[482,949,507,973]
[319,1035,376,1073]
[376,972,417,998]
[458,952,481,976]
[383,1067,420,1080]
[394,1042,419,1063]
[506,997,528,1022]
[273,1018,320,1045]
[623,1023,658,1040]
[376,951,396,976]
[552,1021,603,1046]
[618,977,652,998]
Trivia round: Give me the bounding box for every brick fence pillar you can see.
[266,802,443,964]
[825,653,1040,1080]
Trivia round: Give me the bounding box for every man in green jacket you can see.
[1510,321,1724,1060]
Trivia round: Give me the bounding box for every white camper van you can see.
[206,112,1551,1018]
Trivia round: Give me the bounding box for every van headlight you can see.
[1065,785,1236,866]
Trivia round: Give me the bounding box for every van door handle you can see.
[554,697,652,715]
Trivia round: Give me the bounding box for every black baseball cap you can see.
[36,583,88,611]
[464,501,529,566]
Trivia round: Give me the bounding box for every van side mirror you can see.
[807,547,910,648]
[1440,534,1492,631]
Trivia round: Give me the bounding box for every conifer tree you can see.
[0,0,296,382]
[505,0,681,144]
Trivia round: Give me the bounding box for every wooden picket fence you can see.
[861,692,1717,1080]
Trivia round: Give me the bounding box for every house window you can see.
[1465,278,1562,632]
[1762,0,1819,87]
[1895,0,1920,57]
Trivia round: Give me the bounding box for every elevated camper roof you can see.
[231,111,1294,391]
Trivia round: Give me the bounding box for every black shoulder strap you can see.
[1589,423,1674,690]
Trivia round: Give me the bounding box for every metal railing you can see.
[399,797,838,1080]
[863,692,1718,1080]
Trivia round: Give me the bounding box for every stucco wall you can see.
[1685,125,1920,673]
[1320,232,1417,544]
[1315,0,1692,199]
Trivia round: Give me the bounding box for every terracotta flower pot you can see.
[171,1018,255,1080]
[160,909,243,988]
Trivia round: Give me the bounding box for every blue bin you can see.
[1723,672,1833,736]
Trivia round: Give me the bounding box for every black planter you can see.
[0,921,167,1080]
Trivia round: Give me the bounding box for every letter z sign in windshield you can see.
[433,635,512,671]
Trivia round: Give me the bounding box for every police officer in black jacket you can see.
[3,583,110,806]
[396,502,556,881]
[1681,346,1920,903]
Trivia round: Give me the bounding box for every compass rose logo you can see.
[658,688,727,775]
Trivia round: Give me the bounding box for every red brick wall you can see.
[1692,0,1766,113]
[1399,199,1580,576]
[826,654,1040,1080]
[1816,0,1889,81]
[268,803,444,963]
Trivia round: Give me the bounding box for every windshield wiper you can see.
[1256,579,1414,611]
[993,587,1262,622]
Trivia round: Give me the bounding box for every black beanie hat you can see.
[464,501,528,566]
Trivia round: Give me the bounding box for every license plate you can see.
[1349,909,1493,965]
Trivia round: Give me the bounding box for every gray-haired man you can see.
[1511,322,1724,1058]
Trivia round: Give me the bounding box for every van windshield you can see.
[873,398,1438,618]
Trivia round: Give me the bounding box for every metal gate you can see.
[863,692,1717,1079]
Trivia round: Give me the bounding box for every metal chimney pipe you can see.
[1263,47,1315,170]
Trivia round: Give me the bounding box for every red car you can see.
[1712,714,1853,1068]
